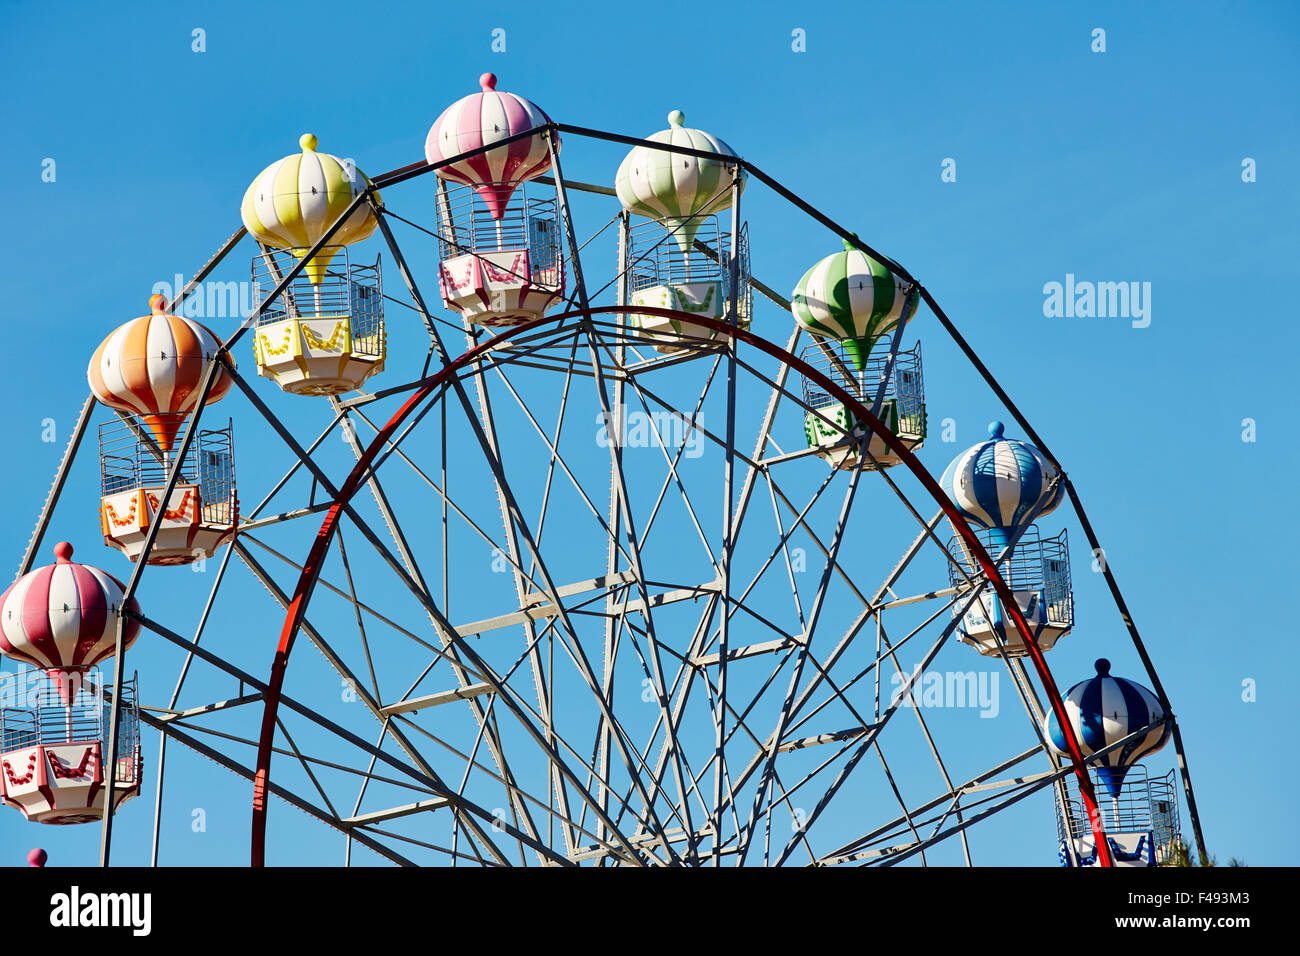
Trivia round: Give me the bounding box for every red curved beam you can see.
[250,307,1111,866]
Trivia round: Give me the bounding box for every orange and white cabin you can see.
[98,414,237,565]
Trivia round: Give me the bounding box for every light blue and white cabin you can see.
[946,525,1073,657]
[940,422,1069,656]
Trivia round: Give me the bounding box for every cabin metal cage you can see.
[99,415,237,527]
[435,180,563,285]
[946,525,1074,628]
[1056,765,1181,865]
[0,673,139,763]
[627,215,752,324]
[251,246,384,359]
[801,339,925,429]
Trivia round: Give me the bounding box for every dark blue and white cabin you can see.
[1055,765,1180,867]
[1047,659,1175,866]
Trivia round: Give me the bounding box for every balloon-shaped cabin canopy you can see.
[425,73,556,220]
[429,74,565,329]
[0,543,139,676]
[939,421,1064,549]
[945,525,1073,657]
[615,111,744,257]
[0,548,143,826]
[87,295,233,454]
[791,239,917,371]
[1046,659,1171,798]
[241,133,378,285]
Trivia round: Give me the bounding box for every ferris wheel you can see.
[1,73,1209,868]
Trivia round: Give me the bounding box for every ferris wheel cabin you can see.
[1056,765,1181,867]
[800,339,926,471]
[436,180,565,329]
[250,246,385,396]
[627,215,751,354]
[0,674,142,825]
[946,525,1073,657]
[98,414,238,566]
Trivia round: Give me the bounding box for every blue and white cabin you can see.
[946,525,1073,657]
[1056,765,1181,867]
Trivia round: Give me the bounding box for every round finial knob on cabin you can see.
[668,110,685,127]
[148,294,168,314]
[1094,658,1112,677]
[988,421,1006,439]
[53,541,74,564]
[480,72,497,91]
[27,848,48,867]
[299,133,318,152]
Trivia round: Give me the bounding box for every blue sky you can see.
[1,0,1297,866]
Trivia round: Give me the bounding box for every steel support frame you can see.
[17,117,1184,866]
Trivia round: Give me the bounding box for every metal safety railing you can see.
[946,526,1073,628]
[801,339,925,433]
[251,246,384,358]
[436,180,563,288]
[627,215,751,324]
[1056,765,1181,864]
[0,674,139,771]
[99,416,236,525]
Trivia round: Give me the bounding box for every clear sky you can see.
[1,0,1297,867]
